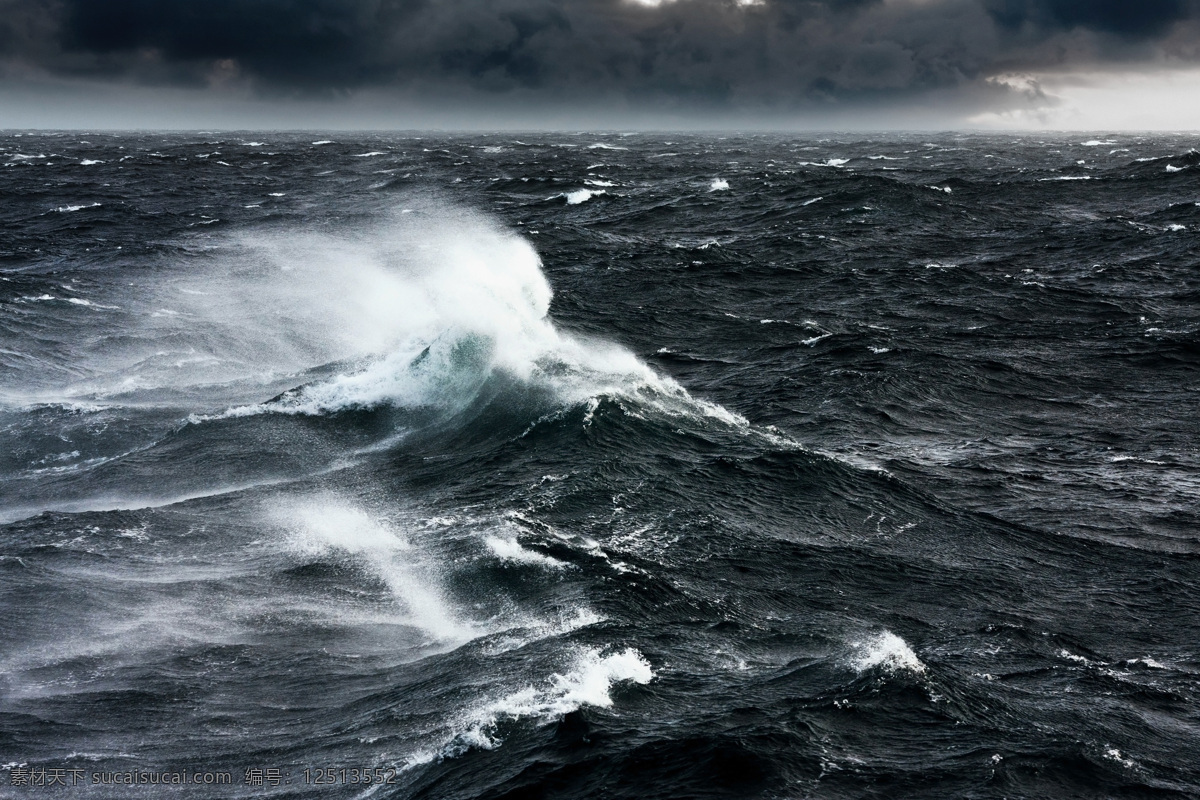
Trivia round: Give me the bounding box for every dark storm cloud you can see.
[2,0,1198,111]
[985,0,1192,36]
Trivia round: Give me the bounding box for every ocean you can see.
[1,131,1198,798]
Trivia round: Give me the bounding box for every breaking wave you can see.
[174,203,750,432]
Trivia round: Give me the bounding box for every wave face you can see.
[2,132,1200,799]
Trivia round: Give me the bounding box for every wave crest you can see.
[189,203,751,433]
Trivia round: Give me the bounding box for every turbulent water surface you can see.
[2,132,1199,799]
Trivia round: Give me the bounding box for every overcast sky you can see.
[2,0,1199,129]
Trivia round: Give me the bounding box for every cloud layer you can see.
[2,0,1198,121]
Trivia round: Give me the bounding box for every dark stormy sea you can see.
[2,131,1199,800]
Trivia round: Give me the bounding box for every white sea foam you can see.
[355,151,387,157]
[1081,140,1117,146]
[311,140,334,146]
[64,297,118,309]
[447,646,652,753]
[191,206,685,424]
[276,496,475,643]
[563,188,604,204]
[484,535,569,569]
[1165,164,1184,173]
[79,159,104,166]
[1057,648,1090,664]
[53,202,101,213]
[1125,656,1167,669]
[849,631,926,675]
[27,201,757,442]
[709,177,729,191]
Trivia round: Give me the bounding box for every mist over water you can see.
[2,131,1199,798]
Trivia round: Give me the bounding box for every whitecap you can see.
[1057,648,1090,665]
[447,646,652,753]
[53,202,101,213]
[86,203,769,447]
[709,177,729,192]
[849,631,925,675]
[798,158,849,168]
[483,535,568,569]
[563,188,604,205]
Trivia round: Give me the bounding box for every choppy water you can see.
[2,131,1199,799]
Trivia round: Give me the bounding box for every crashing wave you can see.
[182,204,753,434]
[849,631,926,676]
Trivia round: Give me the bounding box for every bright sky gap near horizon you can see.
[2,0,1199,129]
